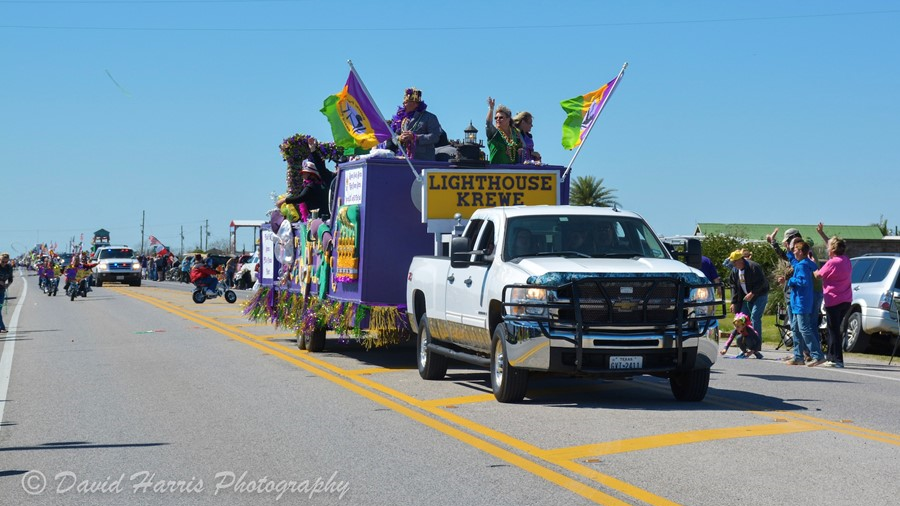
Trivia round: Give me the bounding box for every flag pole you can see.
[561,62,627,183]
[347,60,421,181]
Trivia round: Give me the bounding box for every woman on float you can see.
[276,161,329,222]
[485,97,522,164]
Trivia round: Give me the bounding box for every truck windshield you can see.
[504,215,669,261]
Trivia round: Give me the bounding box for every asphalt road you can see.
[2,270,899,505]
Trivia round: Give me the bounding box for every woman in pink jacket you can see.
[814,223,852,368]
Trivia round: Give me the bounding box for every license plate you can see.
[116,275,124,280]
[610,356,643,369]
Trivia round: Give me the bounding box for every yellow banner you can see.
[423,170,559,220]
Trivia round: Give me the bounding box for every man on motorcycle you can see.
[38,256,51,290]
[190,254,219,296]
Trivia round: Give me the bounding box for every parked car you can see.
[234,253,253,274]
[235,251,259,289]
[844,253,900,352]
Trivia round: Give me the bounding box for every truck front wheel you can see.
[491,327,528,403]
[417,316,448,380]
[669,368,710,402]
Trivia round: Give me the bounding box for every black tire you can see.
[94,277,103,287]
[843,311,870,353]
[490,325,528,403]
[669,368,710,401]
[192,290,206,304]
[305,326,326,352]
[69,287,77,301]
[417,316,448,380]
[224,290,237,304]
[131,279,141,287]
[296,332,306,350]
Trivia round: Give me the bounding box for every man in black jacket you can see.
[0,253,14,333]
[727,249,770,341]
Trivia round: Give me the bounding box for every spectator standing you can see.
[155,255,167,282]
[0,253,14,333]
[181,255,194,283]
[814,223,852,368]
[727,249,770,343]
[224,256,237,288]
[778,241,827,366]
[699,255,723,298]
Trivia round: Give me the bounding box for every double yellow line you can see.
[112,287,677,506]
[112,286,900,505]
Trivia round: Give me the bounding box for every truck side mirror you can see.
[685,238,702,269]
[450,237,470,268]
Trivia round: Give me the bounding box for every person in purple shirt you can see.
[814,223,852,368]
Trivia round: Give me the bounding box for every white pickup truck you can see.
[406,205,724,403]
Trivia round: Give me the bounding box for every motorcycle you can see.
[66,278,89,301]
[192,280,237,304]
[41,276,60,296]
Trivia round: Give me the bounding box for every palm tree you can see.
[569,175,619,207]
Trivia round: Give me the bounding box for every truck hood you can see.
[510,257,707,285]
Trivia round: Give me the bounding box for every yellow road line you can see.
[757,411,900,447]
[420,393,497,407]
[113,286,900,505]
[109,287,638,506]
[539,421,822,460]
[345,367,412,376]
[258,333,298,340]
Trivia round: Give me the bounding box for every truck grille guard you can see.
[501,276,726,372]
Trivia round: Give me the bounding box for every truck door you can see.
[445,218,494,351]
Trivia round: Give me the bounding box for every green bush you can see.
[701,233,786,315]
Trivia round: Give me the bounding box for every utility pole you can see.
[199,227,203,252]
[140,210,145,255]
[204,219,210,251]
[180,226,184,257]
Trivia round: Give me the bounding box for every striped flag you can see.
[148,236,170,257]
[560,70,625,150]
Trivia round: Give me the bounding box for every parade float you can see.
[243,134,570,351]
[241,61,628,351]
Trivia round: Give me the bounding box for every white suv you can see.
[92,247,142,287]
[844,254,900,352]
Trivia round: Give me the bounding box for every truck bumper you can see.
[503,321,717,374]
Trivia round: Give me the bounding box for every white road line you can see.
[827,368,900,382]
[0,271,28,432]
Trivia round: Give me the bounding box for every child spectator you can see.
[720,313,763,359]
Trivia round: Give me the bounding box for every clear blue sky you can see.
[2,0,899,256]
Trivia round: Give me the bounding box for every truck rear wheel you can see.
[491,326,528,403]
[417,316,448,380]
[305,326,326,352]
[669,368,710,402]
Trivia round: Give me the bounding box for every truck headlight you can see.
[132,263,141,271]
[689,286,714,317]
[98,264,108,271]
[507,287,552,318]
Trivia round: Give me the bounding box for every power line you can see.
[2,9,899,32]
[0,0,309,4]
